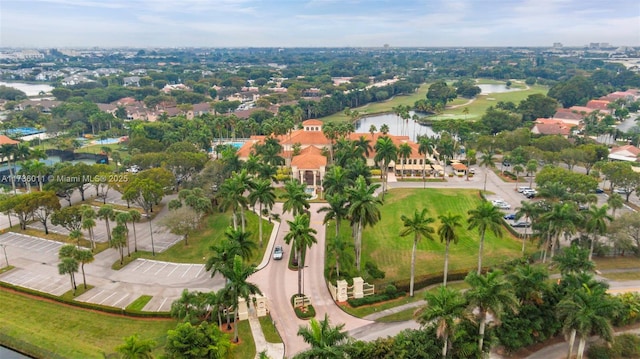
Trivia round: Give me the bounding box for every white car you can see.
[273,245,284,260]
[491,200,511,209]
[517,186,532,193]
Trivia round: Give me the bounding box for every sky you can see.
[0,0,639,48]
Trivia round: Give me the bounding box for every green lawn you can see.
[594,257,640,271]
[135,210,273,266]
[361,188,531,284]
[231,320,256,359]
[259,315,283,343]
[0,289,176,358]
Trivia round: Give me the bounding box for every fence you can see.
[330,277,375,302]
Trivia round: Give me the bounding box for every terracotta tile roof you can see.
[0,135,20,145]
[302,119,323,126]
[291,146,327,169]
[586,100,611,111]
[569,106,596,114]
[553,108,584,121]
[610,145,640,156]
[532,123,574,136]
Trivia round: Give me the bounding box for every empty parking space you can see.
[143,295,177,312]
[0,268,69,296]
[123,259,208,280]
[75,288,137,308]
[28,220,109,243]
[0,232,65,254]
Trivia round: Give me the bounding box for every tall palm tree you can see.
[398,143,412,179]
[437,212,463,286]
[465,271,519,356]
[540,203,582,263]
[282,179,310,217]
[284,214,317,297]
[584,204,612,261]
[418,135,436,183]
[606,192,624,217]
[323,166,353,197]
[97,205,116,242]
[221,255,261,343]
[81,207,97,251]
[111,224,127,265]
[347,176,383,272]
[354,136,372,158]
[467,202,504,274]
[116,334,156,359]
[205,240,241,280]
[479,151,495,192]
[248,178,275,247]
[400,208,436,297]
[557,286,615,359]
[526,159,538,187]
[116,211,133,256]
[224,226,256,261]
[75,248,94,289]
[129,210,142,252]
[506,264,549,305]
[374,136,397,199]
[218,174,248,230]
[326,235,354,280]
[296,314,349,359]
[318,193,348,238]
[553,245,596,276]
[515,201,539,254]
[418,285,470,359]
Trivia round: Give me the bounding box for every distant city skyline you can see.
[1,0,639,48]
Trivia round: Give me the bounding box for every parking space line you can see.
[194,266,204,278]
[132,260,147,271]
[99,292,118,305]
[157,298,168,312]
[20,274,42,286]
[112,294,131,307]
[167,264,180,277]
[86,289,105,302]
[143,262,158,273]
[181,264,193,278]
[154,263,169,275]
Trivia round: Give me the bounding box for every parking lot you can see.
[1,268,70,296]
[0,232,65,255]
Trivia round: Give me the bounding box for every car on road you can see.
[517,186,532,193]
[594,188,604,194]
[503,213,516,220]
[273,245,284,260]
[492,200,511,210]
[522,189,537,198]
[614,188,632,195]
[511,221,531,228]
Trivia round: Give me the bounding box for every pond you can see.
[477,84,520,94]
[354,111,436,141]
[0,346,29,359]
[0,81,54,96]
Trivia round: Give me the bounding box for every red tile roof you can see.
[302,119,323,126]
[0,135,19,145]
[586,100,611,111]
[610,145,640,156]
[291,146,327,169]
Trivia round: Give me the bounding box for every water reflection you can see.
[354,111,436,141]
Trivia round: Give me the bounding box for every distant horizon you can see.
[1,0,638,48]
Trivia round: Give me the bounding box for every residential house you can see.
[608,145,640,162]
[123,76,141,87]
[531,118,576,137]
[586,100,612,113]
[553,108,586,125]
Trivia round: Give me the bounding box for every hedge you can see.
[390,269,474,293]
[347,291,405,307]
[0,282,171,318]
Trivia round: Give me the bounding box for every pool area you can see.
[42,156,97,166]
[305,186,318,200]
[93,138,122,145]
[2,127,45,137]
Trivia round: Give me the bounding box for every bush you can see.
[347,291,405,307]
[503,171,517,180]
[365,262,385,280]
[384,284,397,296]
[370,169,381,177]
[392,269,470,293]
[290,295,315,319]
[587,334,640,359]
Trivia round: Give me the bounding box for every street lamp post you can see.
[1,244,8,267]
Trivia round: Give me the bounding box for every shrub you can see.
[503,171,517,180]
[370,169,382,176]
[384,284,397,296]
[347,291,405,307]
[365,262,385,280]
[392,269,470,293]
[290,295,315,319]
[587,334,640,359]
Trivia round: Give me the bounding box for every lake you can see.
[0,346,29,358]
[354,111,436,141]
[0,81,54,96]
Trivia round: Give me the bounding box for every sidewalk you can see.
[248,316,285,359]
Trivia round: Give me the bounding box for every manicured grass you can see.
[0,288,176,358]
[0,265,15,274]
[127,295,153,311]
[135,210,273,266]
[230,320,256,359]
[60,285,94,300]
[259,315,283,343]
[376,307,418,323]
[601,271,640,281]
[361,188,531,284]
[594,257,640,270]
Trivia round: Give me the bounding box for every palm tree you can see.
[467,202,504,274]
[284,214,317,297]
[557,286,615,359]
[398,143,412,179]
[513,164,524,191]
[111,224,127,265]
[224,226,256,261]
[129,210,142,252]
[326,235,354,280]
[479,151,495,192]
[97,205,116,241]
[465,271,519,356]
[506,264,549,305]
[607,192,624,217]
[400,209,436,297]
[296,314,349,359]
[553,245,596,276]
[205,240,240,280]
[248,178,275,247]
[81,207,97,251]
[116,211,133,257]
[221,255,261,343]
[318,193,348,238]
[418,136,436,185]
[374,136,397,199]
[282,179,310,217]
[58,246,78,295]
[69,229,83,247]
[218,174,248,230]
[515,201,538,254]
[437,212,463,286]
[347,176,383,271]
[74,248,94,290]
[540,203,582,262]
[526,159,538,187]
[323,166,353,197]
[418,286,470,358]
[354,136,372,158]
[116,334,156,359]
[584,204,612,261]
